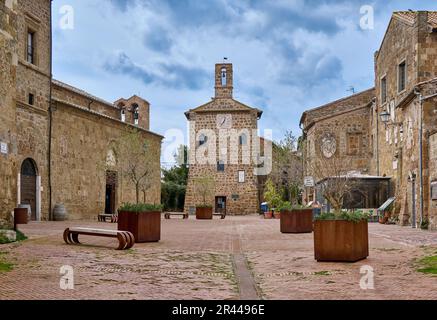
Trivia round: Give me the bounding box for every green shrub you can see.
[277,202,307,211]
[315,210,370,223]
[118,203,163,213]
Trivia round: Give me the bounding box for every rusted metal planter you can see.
[14,208,28,225]
[280,209,313,233]
[314,219,369,262]
[118,211,161,243]
[196,207,213,220]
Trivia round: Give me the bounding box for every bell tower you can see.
[215,62,233,99]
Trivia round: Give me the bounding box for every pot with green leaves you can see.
[279,202,313,233]
[118,203,163,243]
[194,175,215,220]
[314,211,369,262]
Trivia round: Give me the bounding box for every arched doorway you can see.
[105,171,118,215]
[20,158,38,221]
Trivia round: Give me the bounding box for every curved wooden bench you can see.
[63,227,134,250]
[164,212,189,219]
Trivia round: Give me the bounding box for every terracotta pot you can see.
[264,211,273,219]
[280,209,313,233]
[314,219,369,262]
[273,212,281,219]
[379,212,390,224]
[118,211,161,243]
[14,208,28,225]
[196,207,213,220]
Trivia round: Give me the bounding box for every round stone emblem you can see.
[320,133,337,159]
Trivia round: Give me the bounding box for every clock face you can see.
[216,114,232,129]
[320,133,337,159]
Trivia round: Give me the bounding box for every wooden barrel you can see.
[14,208,28,225]
[53,204,68,221]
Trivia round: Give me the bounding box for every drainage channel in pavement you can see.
[231,223,260,300]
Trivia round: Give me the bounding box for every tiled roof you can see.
[393,11,437,28]
[52,79,116,108]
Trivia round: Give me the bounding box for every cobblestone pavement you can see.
[0,216,436,300]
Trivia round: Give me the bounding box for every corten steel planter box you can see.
[280,209,313,233]
[118,211,161,243]
[196,207,213,220]
[14,208,28,225]
[314,219,369,262]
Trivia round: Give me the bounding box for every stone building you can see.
[0,0,162,222]
[300,11,437,230]
[300,88,376,205]
[184,63,263,215]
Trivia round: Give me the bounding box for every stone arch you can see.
[20,158,38,221]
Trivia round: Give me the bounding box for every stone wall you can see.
[301,89,375,183]
[51,100,162,220]
[0,0,19,223]
[374,12,437,226]
[429,132,437,229]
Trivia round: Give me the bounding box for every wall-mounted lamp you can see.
[379,110,403,129]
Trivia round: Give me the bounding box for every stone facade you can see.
[0,0,162,221]
[300,11,437,230]
[184,63,263,215]
[300,89,375,203]
[0,0,19,226]
[50,84,162,220]
[373,11,437,228]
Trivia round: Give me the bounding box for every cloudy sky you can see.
[52,0,437,163]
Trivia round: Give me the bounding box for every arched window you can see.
[120,109,126,122]
[132,104,139,125]
[239,133,247,145]
[118,103,126,122]
[21,158,37,176]
[199,134,207,146]
[221,67,227,86]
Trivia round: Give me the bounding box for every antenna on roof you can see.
[347,86,355,95]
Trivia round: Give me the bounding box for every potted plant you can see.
[194,175,215,220]
[118,203,163,243]
[279,202,313,233]
[311,159,369,262]
[263,179,282,219]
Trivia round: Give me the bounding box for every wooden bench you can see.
[213,213,226,219]
[63,227,134,250]
[164,212,189,219]
[98,214,118,223]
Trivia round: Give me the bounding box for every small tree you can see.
[271,131,303,205]
[194,175,215,207]
[311,158,358,215]
[110,128,155,204]
[263,178,283,210]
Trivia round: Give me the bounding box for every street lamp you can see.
[379,110,390,125]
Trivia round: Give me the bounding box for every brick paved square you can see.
[0,216,436,300]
